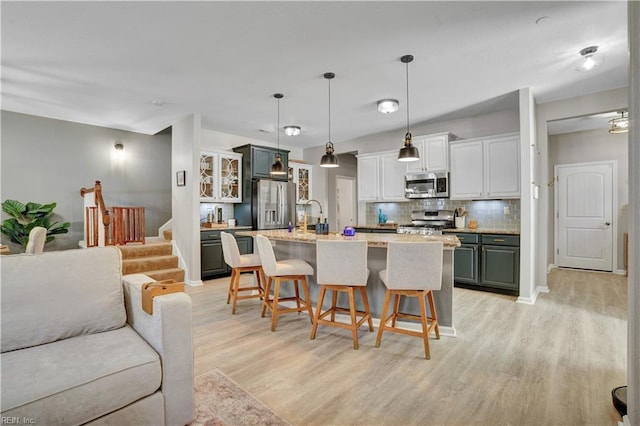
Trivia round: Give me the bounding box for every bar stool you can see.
[220,231,265,314]
[255,235,314,331]
[375,241,443,359]
[311,239,373,349]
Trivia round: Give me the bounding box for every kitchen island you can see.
[236,229,460,336]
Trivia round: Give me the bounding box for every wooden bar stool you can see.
[221,231,265,314]
[311,239,373,349]
[375,241,443,359]
[255,235,314,331]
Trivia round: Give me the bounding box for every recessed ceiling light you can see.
[284,125,301,136]
[151,100,165,107]
[377,99,399,114]
[535,16,549,25]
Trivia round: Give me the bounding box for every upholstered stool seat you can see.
[376,241,443,359]
[311,239,373,349]
[255,235,314,331]
[221,231,265,314]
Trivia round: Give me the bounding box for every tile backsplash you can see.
[365,199,520,230]
[200,203,235,223]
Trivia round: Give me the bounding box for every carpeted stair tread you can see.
[122,255,178,275]
[163,229,173,240]
[145,268,185,283]
[118,242,172,259]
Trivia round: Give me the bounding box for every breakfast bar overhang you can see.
[237,229,461,337]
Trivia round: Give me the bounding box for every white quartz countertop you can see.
[236,229,460,249]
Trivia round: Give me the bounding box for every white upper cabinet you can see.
[288,161,313,204]
[199,151,243,203]
[449,132,520,200]
[357,150,407,202]
[406,132,456,173]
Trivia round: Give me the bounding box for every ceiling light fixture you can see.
[397,55,419,162]
[284,125,301,136]
[320,72,339,168]
[609,111,629,134]
[576,46,603,72]
[270,93,287,176]
[377,99,399,114]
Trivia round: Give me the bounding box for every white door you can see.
[555,162,614,271]
[336,176,356,231]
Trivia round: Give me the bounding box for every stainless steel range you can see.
[397,210,455,235]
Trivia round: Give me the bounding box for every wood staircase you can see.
[117,237,184,282]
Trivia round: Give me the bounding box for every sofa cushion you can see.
[1,247,126,352]
[1,325,162,425]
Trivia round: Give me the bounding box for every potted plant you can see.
[1,199,71,250]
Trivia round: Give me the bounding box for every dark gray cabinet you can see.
[453,232,519,295]
[233,144,289,181]
[201,230,253,279]
[453,233,479,284]
[354,228,397,234]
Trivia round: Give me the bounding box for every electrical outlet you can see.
[503,206,510,215]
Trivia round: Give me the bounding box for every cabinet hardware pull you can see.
[493,239,506,242]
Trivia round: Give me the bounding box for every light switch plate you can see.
[503,206,510,215]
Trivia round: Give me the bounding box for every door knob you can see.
[605,222,611,226]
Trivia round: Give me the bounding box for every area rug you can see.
[191,368,290,426]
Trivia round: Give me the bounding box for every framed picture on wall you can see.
[176,170,186,187]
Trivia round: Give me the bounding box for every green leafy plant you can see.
[1,199,71,248]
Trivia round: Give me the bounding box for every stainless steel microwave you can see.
[404,172,449,198]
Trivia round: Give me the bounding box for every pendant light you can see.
[609,111,629,134]
[397,54,420,162]
[270,93,286,176]
[320,72,339,168]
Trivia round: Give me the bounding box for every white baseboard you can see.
[547,264,556,273]
[615,269,627,276]
[186,279,203,286]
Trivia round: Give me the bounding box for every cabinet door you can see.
[481,245,520,290]
[454,244,479,284]
[405,138,426,173]
[218,153,242,203]
[235,236,253,255]
[425,134,449,172]
[357,155,379,201]
[199,153,218,201]
[379,151,406,201]
[296,164,312,204]
[484,135,520,199]
[449,140,484,199]
[201,240,227,277]
[252,147,288,180]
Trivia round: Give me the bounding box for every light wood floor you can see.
[188,268,627,426]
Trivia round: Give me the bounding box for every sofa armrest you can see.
[122,274,194,426]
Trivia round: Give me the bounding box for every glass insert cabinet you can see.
[199,151,243,202]
[288,161,313,204]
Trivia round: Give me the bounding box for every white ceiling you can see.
[1,1,629,149]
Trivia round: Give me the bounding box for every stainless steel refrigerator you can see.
[252,179,296,229]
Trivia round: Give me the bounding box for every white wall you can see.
[0,110,171,252]
[548,128,629,271]
[172,114,202,285]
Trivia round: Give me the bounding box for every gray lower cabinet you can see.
[453,233,519,294]
[201,230,253,279]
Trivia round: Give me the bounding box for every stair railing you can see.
[80,180,111,247]
[80,181,146,246]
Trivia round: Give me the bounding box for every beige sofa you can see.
[1,247,194,425]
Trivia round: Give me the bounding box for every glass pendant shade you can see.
[397,132,420,162]
[320,142,339,168]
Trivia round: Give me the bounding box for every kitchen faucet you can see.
[302,199,323,233]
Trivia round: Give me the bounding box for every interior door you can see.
[555,162,614,271]
[336,176,356,231]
